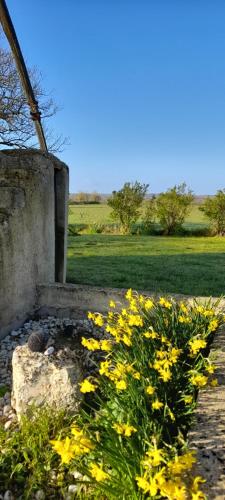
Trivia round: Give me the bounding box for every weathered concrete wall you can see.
[0,150,68,338]
[36,283,225,319]
[36,283,129,318]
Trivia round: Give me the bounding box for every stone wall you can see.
[0,150,69,339]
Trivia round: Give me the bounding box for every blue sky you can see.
[4,0,225,194]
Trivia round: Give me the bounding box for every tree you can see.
[199,190,225,235]
[108,181,149,234]
[156,183,194,235]
[0,41,66,151]
[142,196,157,232]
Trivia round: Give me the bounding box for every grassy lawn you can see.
[67,234,225,296]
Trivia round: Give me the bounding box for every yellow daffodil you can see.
[126,288,133,300]
[109,300,116,308]
[136,476,151,494]
[89,463,108,482]
[81,337,101,351]
[159,297,172,309]
[80,379,97,393]
[50,437,76,464]
[113,422,137,437]
[205,363,215,374]
[180,302,188,314]
[100,339,112,351]
[115,379,127,390]
[189,338,207,356]
[183,395,193,404]
[208,319,218,332]
[145,298,154,310]
[161,479,187,500]
[99,360,111,376]
[210,378,218,387]
[152,399,163,410]
[178,315,191,324]
[146,385,155,395]
[190,374,208,387]
[143,448,165,467]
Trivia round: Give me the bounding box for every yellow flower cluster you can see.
[136,448,206,499]
[178,315,191,324]
[113,422,137,437]
[87,312,104,327]
[82,337,112,352]
[196,305,214,317]
[152,347,182,382]
[50,425,94,464]
[99,359,141,390]
[189,337,207,356]
[159,297,172,309]
[105,308,144,346]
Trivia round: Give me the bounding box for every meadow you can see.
[69,203,207,228]
[67,203,225,296]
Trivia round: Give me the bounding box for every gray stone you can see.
[11,345,82,418]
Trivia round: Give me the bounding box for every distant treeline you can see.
[69,192,102,204]
[69,192,213,205]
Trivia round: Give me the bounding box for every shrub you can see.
[199,190,225,235]
[156,183,194,235]
[108,182,149,234]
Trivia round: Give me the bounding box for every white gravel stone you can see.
[3,405,12,416]
[4,420,13,430]
[68,485,78,493]
[3,492,13,500]
[35,490,45,500]
[44,346,54,356]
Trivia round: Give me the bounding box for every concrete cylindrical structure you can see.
[0,149,69,338]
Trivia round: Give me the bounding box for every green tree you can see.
[199,190,225,235]
[142,196,157,232]
[108,181,149,234]
[156,183,194,235]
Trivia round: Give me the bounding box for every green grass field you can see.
[68,202,208,228]
[67,234,225,296]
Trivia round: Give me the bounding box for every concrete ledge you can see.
[36,283,225,318]
[189,327,225,499]
[36,283,130,318]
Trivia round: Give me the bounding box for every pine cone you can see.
[27,330,47,352]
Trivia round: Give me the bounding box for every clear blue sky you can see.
[4,0,225,194]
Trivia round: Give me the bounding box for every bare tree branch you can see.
[0,39,69,151]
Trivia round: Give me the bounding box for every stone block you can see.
[11,345,82,418]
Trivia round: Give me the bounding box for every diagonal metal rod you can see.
[0,0,48,151]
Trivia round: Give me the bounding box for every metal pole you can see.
[0,0,48,152]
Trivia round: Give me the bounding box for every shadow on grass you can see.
[67,252,225,297]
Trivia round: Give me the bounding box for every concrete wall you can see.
[0,149,69,338]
